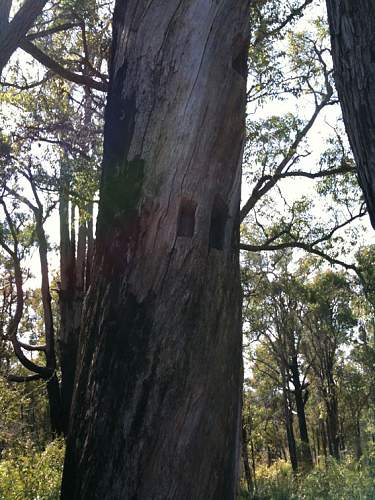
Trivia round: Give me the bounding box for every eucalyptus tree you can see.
[62,1,250,498]
[243,251,314,469]
[0,182,63,434]
[243,346,287,470]
[337,359,370,460]
[0,3,105,431]
[302,270,357,459]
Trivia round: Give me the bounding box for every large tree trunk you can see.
[325,0,375,227]
[61,2,249,499]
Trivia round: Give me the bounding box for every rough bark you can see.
[59,172,79,433]
[62,1,249,498]
[326,0,375,227]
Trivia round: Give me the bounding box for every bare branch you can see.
[1,75,49,89]
[255,0,314,45]
[7,373,43,382]
[240,240,360,275]
[19,39,108,92]
[26,21,80,41]
[18,341,47,352]
[241,87,334,223]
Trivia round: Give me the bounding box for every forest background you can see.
[0,0,374,498]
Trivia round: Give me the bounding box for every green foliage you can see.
[245,456,375,500]
[0,439,65,500]
[255,460,294,500]
[0,376,50,451]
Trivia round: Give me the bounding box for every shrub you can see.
[0,439,64,500]
[244,455,375,500]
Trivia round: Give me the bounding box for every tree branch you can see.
[19,39,108,92]
[240,87,334,223]
[240,240,360,274]
[7,373,43,382]
[255,0,314,45]
[26,21,81,41]
[18,340,47,351]
[0,0,47,75]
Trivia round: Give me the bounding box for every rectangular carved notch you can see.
[177,198,197,237]
[209,195,228,250]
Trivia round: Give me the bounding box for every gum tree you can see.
[62,1,250,498]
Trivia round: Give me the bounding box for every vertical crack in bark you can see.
[182,4,223,118]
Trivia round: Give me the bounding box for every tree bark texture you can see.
[62,1,249,499]
[326,0,375,227]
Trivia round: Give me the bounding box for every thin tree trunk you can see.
[280,361,298,471]
[242,423,254,497]
[62,2,250,499]
[290,355,313,467]
[315,425,321,464]
[85,201,94,289]
[267,446,272,467]
[35,214,64,435]
[283,386,298,471]
[325,388,340,460]
[74,211,86,349]
[251,438,257,492]
[320,418,328,462]
[339,418,345,452]
[280,442,287,461]
[59,164,77,432]
[355,417,362,460]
